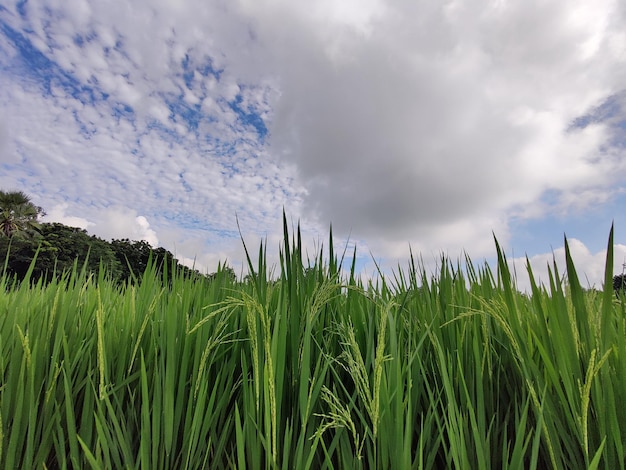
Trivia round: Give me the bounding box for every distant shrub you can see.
[613,273,626,296]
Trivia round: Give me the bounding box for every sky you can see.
[1,0,625,290]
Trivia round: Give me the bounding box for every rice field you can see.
[1,220,625,469]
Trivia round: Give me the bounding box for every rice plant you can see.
[0,219,624,469]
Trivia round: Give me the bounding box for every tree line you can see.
[4,189,626,293]
[0,190,233,284]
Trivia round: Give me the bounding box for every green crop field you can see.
[1,219,625,469]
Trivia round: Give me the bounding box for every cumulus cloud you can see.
[89,209,159,246]
[511,238,626,293]
[43,203,94,230]
[44,203,159,246]
[248,0,626,257]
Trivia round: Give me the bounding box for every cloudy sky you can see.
[1,0,625,289]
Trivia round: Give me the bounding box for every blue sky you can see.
[1,0,625,289]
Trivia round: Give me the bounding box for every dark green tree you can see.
[0,191,220,286]
[109,239,154,282]
[613,273,626,297]
[1,223,122,283]
[109,239,205,285]
[207,263,237,283]
[0,190,44,238]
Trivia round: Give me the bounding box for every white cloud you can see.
[250,0,626,258]
[43,203,158,246]
[90,209,159,246]
[43,203,94,230]
[511,238,626,293]
[0,117,10,163]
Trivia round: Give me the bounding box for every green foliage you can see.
[0,223,210,286]
[0,189,44,238]
[0,221,625,469]
[0,222,122,283]
[613,274,626,297]
[0,189,211,286]
[109,238,207,285]
[110,238,166,283]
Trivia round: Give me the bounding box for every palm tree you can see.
[0,190,44,238]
